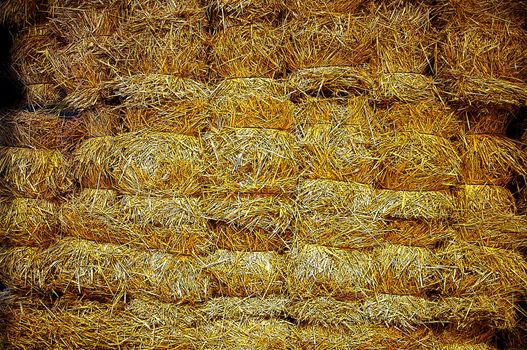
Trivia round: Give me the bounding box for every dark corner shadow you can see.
[0,22,24,114]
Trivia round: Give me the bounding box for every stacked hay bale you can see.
[204,1,297,342]
[0,0,526,349]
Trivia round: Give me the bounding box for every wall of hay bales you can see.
[0,0,527,349]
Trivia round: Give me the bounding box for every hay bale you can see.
[0,197,58,247]
[111,132,204,196]
[455,214,527,250]
[210,78,294,130]
[457,185,516,218]
[5,238,211,302]
[374,72,439,102]
[374,244,440,296]
[295,179,384,249]
[377,132,461,191]
[439,19,527,106]
[439,241,527,297]
[289,65,374,97]
[61,189,212,255]
[204,127,300,194]
[286,244,375,298]
[368,2,435,75]
[0,147,70,199]
[112,74,209,109]
[284,14,373,71]
[11,23,59,89]
[206,0,287,31]
[43,237,211,302]
[287,244,447,298]
[71,136,115,189]
[299,124,379,184]
[459,134,526,186]
[0,246,44,291]
[2,297,123,349]
[205,249,286,296]
[193,318,294,349]
[47,37,113,110]
[199,296,289,320]
[0,110,76,150]
[204,193,295,251]
[288,294,516,330]
[109,14,208,78]
[2,295,196,349]
[378,101,460,138]
[210,24,286,79]
[0,0,40,28]
[122,104,209,136]
[373,189,457,220]
[292,324,494,350]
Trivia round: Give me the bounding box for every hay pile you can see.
[1,0,527,348]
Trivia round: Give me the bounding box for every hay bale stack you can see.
[2,0,527,346]
[61,189,212,255]
[438,17,527,107]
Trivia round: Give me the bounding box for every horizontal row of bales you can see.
[1,0,527,349]
[4,0,526,110]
